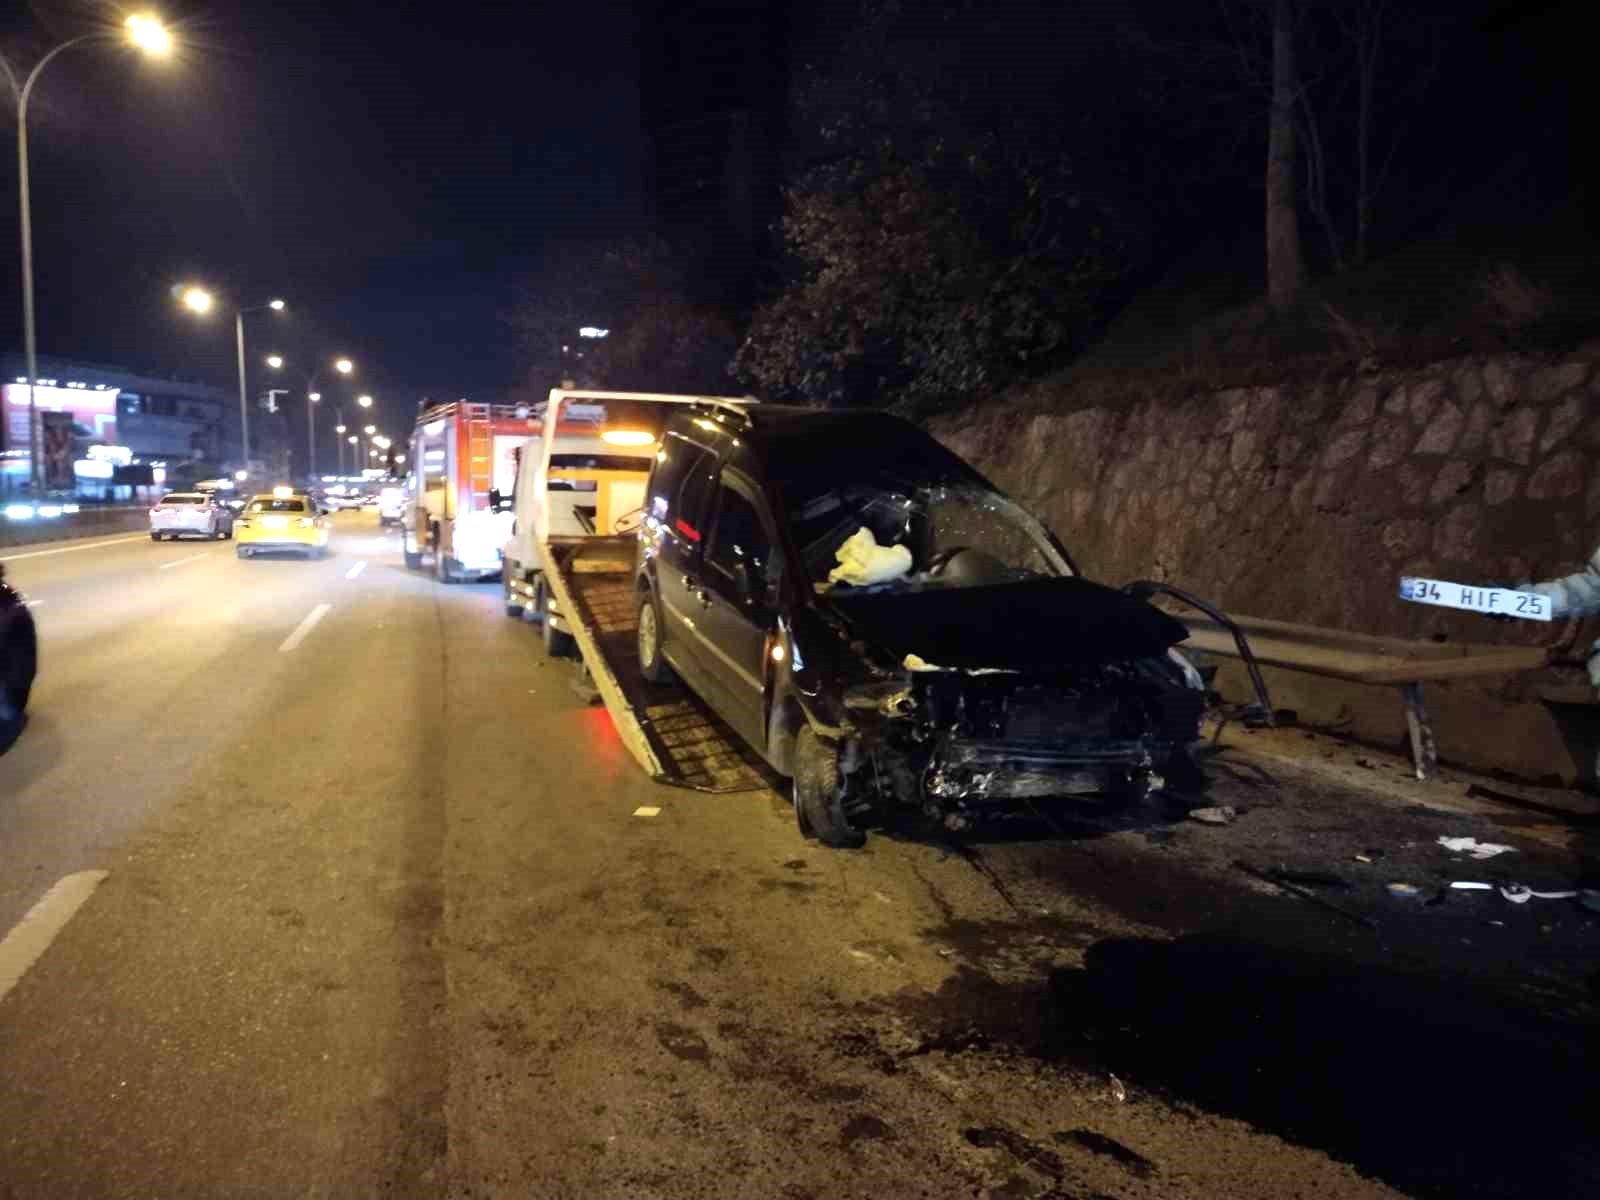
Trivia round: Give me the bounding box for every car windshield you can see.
[782,477,1069,591]
[248,499,307,513]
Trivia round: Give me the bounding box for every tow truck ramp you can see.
[542,537,776,794]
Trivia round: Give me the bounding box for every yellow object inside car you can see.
[235,494,330,553]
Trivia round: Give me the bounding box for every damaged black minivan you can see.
[634,404,1207,847]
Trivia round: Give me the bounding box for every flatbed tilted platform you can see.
[542,536,776,793]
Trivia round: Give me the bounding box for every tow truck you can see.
[503,388,773,791]
[402,399,538,581]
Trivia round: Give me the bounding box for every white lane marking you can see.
[344,560,367,580]
[0,534,150,562]
[279,603,332,653]
[24,599,42,608]
[633,806,662,818]
[158,553,208,571]
[0,871,110,1005]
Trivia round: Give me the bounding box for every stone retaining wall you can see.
[935,352,1599,786]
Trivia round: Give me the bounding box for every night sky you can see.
[0,0,1587,441]
[0,0,646,437]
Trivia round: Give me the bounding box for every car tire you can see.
[637,590,672,683]
[540,581,575,658]
[150,532,160,541]
[793,727,864,848]
[236,545,250,559]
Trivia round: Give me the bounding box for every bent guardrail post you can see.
[1122,579,1275,727]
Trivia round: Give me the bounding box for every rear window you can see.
[646,433,718,535]
[160,494,205,506]
[248,498,307,513]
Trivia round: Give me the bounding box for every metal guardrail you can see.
[0,504,149,550]
[1174,609,1551,781]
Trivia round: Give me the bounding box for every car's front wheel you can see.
[637,590,672,683]
[793,727,864,849]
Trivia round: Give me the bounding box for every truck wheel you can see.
[793,727,864,849]
[540,582,575,658]
[637,591,672,683]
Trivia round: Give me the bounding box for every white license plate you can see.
[1398,576,1551,621]
[261,516,288,530]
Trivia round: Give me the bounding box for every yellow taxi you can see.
[234,488,331,559]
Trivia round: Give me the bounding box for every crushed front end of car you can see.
[776,463,1230,834]
[818,573,1208,831]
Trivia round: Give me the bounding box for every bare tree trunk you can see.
[1266,0,1306,309]
[1354,3,1379,266]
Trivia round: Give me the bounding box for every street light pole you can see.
[307,391,319,481]
[2,17,173,494]
[235,309,250,471]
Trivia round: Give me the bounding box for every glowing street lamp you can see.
[175,284,286,471]
[357,394,373,409]
[124,14,174,56]
[363,424,376,435]
[335,359,353,375]
[2,13,174,491]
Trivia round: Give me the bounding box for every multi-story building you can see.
[0,353,237,496]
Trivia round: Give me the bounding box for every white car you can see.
[378,485,406,525]
[149,492,232,541]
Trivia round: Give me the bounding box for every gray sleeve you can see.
[1519,545,1600,620]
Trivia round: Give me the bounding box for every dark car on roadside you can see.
[633,404,1207,848]
[0,562,37,737]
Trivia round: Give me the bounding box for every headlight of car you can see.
[843,679,916,717]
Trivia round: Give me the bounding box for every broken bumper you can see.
[926,736,1165,802]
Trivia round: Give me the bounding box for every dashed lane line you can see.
[344,560,367,580]
[0,534,150,562]
[158,553,208,571]
[0,871,110,1006]
[278,603,332,653]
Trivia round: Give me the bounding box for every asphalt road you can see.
[1,513,1596,1199]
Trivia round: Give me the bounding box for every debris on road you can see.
[1187,805,1236,826]
[1499,884,1578,904]
[1108,1074,1128,1103]
[1438,836,1516,859]
[1235,860,1377,928]
[1386,882,1425,898]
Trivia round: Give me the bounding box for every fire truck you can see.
[402,399,538,581]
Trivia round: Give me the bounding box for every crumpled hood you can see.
[822,576,1188,670]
